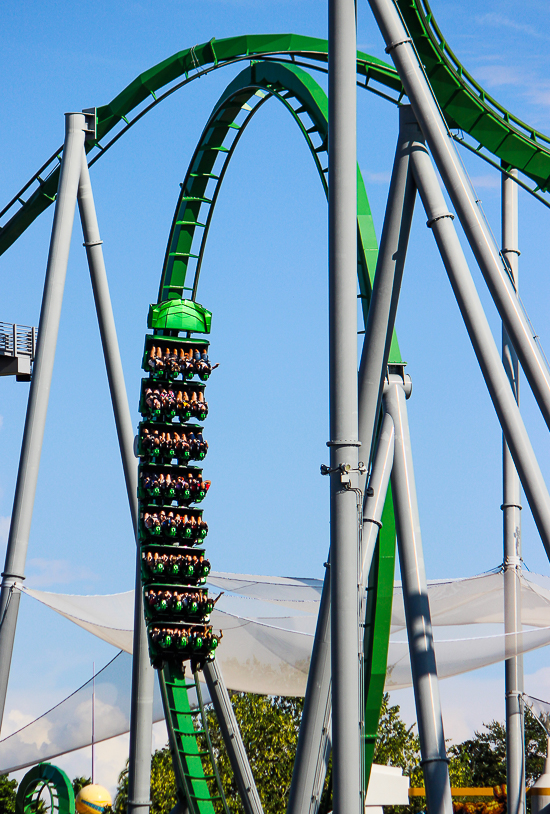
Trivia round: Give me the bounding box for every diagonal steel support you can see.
[358,105,417,477]
[0,113,87,732]
[367,0,550,434]
[406,110,550,557]
[383,371,453,814]
[203,660,264,814]
[77,152,154,814]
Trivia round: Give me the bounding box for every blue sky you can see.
[2,0,550,793]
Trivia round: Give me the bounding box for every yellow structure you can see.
[75,785,113,814]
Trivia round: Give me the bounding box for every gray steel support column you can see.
[501,168,525,814]
[287,562,332,814]
[77,153,153,814]
[288,103,412,814]
[383,375,453,814]
[328,0,361,811]
[203,660,263,814]
[408,124,550,557]
[287,414,396,814]
[366,0,550,432]
[0,113,87,732]
[358,106,416,476]
[360,412,395,585]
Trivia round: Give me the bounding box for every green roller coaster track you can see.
[4,0,550,810]
[147,59,398,811]
[4,0,550,255]
[15,763,74,814]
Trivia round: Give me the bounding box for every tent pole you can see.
[501,167,525,814]
[78,153,154,814]
[0,113,87,733]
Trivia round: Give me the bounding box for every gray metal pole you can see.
[501,168,525,814]
[77,152,140,523]
[408,124,550,558]
[287,414,395,814]
[0,113,87,732]
[288,102,414,814]
[77,153,154,814]
[358,106,416,476]
[360,411,395,585]
[366,0,550,433]
[383,372,453,814]
[328,0,361,810]
[287,562,332,814]
[203,660,264,814]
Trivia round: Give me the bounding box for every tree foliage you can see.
[114,749,178,814]
[449,707,547,788]
[149,748,178,814]
[0,776,17,814]
[207,693,304,814]
[113,761,128,814]
[72,778,92,797]
[110,690,550,814]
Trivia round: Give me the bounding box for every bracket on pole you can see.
[82,108,97,143]
[384,362,412,398]
[320,461,367,486]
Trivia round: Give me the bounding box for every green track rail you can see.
[156,59,397,801]
[160,667,228,814]
[398,0,550,191]
[5,4,550,255]
[15,763,74,814]
[4,2,549,805]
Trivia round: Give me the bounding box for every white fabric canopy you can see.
[21,569,550,696]
[205,569,550,630]
[3,569,550,774]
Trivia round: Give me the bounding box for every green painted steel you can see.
[148,299,212,333]
[157,59,383,336]
[0,36,400,257]
[155,59,397,800]
[397,0,550,189]
[362,490,397,789]
[4,13,550,254]
[7,4,549,802]
[15,763,75,814]
[159,667,228,814]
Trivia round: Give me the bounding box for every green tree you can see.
[114,749,177,814]
[374,693,421,773]
[367,694,472,814]
[149,748,177,814]
[0,775,17,814]
[72,778,92,797]
[113,761,128,814]
[449,707,548,788]
[207,693,304,814]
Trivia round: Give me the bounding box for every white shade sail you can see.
[3,568,550,774]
